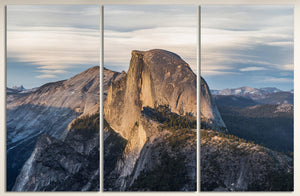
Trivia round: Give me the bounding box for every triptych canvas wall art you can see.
[5,4,294,192]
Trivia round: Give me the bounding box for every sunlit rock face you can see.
[104,49,197,139]
[104,49,198,191]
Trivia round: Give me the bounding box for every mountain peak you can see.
[105,49,197,139]
[69,66,99,79]
[104,50,197,190]
[132,49,182,59]
[11,85,26,91]
[211,86,283,96]
[130,49,190,71]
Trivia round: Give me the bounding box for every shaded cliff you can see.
[12,112,100,191]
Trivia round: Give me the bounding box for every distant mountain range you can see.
[212,86,293,105]
[7,86,26,94]
[11,85,26,91]
[211,86,293,96]
[211,85,294,153]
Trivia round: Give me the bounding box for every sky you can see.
[104,5,197,73]
[201,5,294,91]
[7,5,100,89]
[7,5,293,91]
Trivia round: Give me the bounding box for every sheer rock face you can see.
[200,77,226,131]
[104,49,197,191]
[7,66,100,191]
[104,49,197,139]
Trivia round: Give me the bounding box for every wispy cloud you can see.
[8,26,99,78]
[201,5,293,90]
[202,70,239,76]
[37,69,68,74]
[36,74,57,79]
[261,77,293,83]
[36,69,69,78]
[201,6,293,78]
[105,27,197,72]
[7,5,99,30]
[7,5,99,80]
[277,64,294,71]
[240,67,268,71]
[104,5,197,73]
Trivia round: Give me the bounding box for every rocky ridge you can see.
[7,66,100,191]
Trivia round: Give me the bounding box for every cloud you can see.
[277,64,294,71]
[201,6,293,78]
[7,5,99,30]
[201,5,293,32]
[7,26,99,76]
[104,5,196,32]
[105,27,197,72]
[240,67,268,71]
[36,74,58,79]
[7,5,99,80]
[261,77,293,83]
[104,5,197,73]
[37,69,68,74]
[201,70,239,76]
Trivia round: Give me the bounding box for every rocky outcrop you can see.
[7,66,100,191]
[201,129,293,191]
[103,68,126,99]
[13,112,100,191]
[104,49,197,191]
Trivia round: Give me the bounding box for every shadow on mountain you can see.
[12,112,99,191]
[218,104,293,153]
[6,104,80,191]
